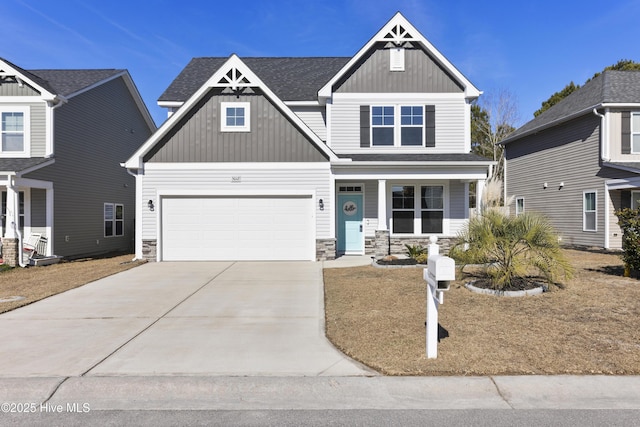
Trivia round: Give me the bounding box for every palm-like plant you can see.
[450,209,574,290]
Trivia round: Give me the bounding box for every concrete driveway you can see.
[0,262,374,377]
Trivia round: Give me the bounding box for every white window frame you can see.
[583,191,597,232]
[515,197,525,215]
[220,102,250,132]
[0,106,30,156]
[371,105,424,147]
[632,112,640,154]
[420,185,444,234]
[104,203,124,237]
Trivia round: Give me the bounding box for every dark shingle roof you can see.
[503,71,640,144]
[0,157,52,173]
[337,153,493,162]
[27,69,124,97]
[158,57,350,103]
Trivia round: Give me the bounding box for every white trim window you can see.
[1,107,29,155]
[1,191,25,234]
[221,102,250,132]
[104,203,124,237]
[515,197,525,215]
[372,105,424,146]
[391,185,444,234]
[583,191,597,232]
[632,113,640,153]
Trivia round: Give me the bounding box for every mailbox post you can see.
[424,236,455,358]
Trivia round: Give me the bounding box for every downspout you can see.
[13,223,27,268]
[592,108,607,161]
[46,97,66,158]
[593,108,609,248]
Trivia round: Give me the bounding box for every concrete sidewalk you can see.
[2,375,640,410]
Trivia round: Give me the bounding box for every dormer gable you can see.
[318,12,481,101]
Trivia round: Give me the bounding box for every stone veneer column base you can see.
[2,238,19,267]
[374,230,390,258]
[316,239,336,261]
[142,239,157,261]
[389,236,455,255]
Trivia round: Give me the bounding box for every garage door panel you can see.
[161,196,313,261]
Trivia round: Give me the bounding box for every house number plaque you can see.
[231,176,241,183]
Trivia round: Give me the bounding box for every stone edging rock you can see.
[464,281,545,297]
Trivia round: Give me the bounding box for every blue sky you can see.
[2,0,639,126]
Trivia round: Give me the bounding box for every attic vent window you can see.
[390,47,405,71]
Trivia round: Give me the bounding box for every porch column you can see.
[476,179,486,214]
[377,179,387,230]
[4,175,18,239]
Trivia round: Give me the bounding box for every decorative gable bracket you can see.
[383,23,418,47]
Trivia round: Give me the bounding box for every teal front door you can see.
[337,193,363,254]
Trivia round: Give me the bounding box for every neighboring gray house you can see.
[502,70,640,250]
[124,12,494,261]
[1,58,156,266]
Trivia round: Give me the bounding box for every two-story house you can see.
[502,70,640,250]
[124,12,494,261]
[1,58,155,266]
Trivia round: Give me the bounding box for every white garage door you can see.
[161,196,314,261]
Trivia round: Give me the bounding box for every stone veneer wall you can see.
[316,238,336,261]
[142,239,157,261]
[389,236,454,255]
[2,238,19,267]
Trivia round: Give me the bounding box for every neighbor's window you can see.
[515,197,525,215]
[221,102,250,132]
[392,185,414,233]
[1,109,28,153]
[104,203,124,237]
[583,191,596,232]
[421,186,443,233]
[632,113,640,153]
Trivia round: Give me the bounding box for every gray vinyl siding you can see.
[146,91,328,163]
[505,114,605,247]
[0,80,40,96]
[29,188,47,236]
[335,47,464,94]
[25,76,152,257]
[449,180,467,233]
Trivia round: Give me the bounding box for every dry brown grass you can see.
[0,254,145,314]
[324,249,640,376]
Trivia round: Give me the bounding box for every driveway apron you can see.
[0,262,372,377]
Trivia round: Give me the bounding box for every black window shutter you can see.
[360,105,370,148]
[621,190,631,209]
[425,105,436,147]
[622,111,631,154]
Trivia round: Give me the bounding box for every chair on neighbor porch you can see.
[22,233,44,261]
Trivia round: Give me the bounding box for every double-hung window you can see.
[221,102,250,132]
[392,185,444,234]
[104,203,124,237]
[372,105,426,146]
[1,107,29,154]
[583,191,596,232]
[632,113,640,153]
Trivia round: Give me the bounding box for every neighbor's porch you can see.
[1,175,53,266]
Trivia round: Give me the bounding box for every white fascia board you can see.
[0,59,59,101]
[157,189,315,197]
[14,177,53,190]
[144,162,331,170]
[332,171,489,180]
[331,161,495,169]
[125,55,338,169]
[332,92,467,102]
[606,176,640,190]
[318,12,480,100]
[285,101,321,107]
[157,101,184,108]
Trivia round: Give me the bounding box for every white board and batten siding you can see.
[141,164,331,261]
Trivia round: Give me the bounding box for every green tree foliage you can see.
[534,59,640,117]
[450,209,574,290]
[614,207,640,275]
[533,82,580,117]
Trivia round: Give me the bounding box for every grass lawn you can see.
[324,249,640,376]
[0,253,145,314]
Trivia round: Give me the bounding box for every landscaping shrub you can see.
[614,207,640,276]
